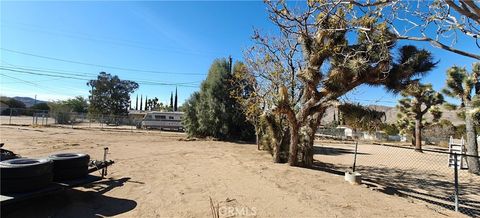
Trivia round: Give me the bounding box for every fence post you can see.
[9,108,12,125]
[454,152,459,212]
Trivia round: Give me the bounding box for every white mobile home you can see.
[140,111,184,131]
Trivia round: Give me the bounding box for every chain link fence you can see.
[315,142,480,217]
[0,108,143,131]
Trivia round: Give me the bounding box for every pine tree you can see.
[140,95,143,111]
[183,59,255,140]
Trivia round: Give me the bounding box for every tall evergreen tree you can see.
[135,94,138,110]
[174,87,178,112]
[145,96,148,111]
[170,92,173,110]
[183,59,255,140]
[140,95,143,111]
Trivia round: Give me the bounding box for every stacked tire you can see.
[0,158,53,194]
[49,153,90,181]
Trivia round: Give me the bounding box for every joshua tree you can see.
[240,1,438,167]
[396,83,444,151]
[338,103,386,139]
[442,63,480,174]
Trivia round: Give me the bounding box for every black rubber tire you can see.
[53,165,88,181]
[0,173,53,194]
[0,158,53,179]
[48,153,90,169]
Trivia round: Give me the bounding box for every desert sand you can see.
[0,125,467,217]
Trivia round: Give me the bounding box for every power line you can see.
[1,48,207,76]
[0,61,201,86]
[0,73,83,95]
[0,66,200,88]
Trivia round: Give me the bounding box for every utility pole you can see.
[34,95,37,106]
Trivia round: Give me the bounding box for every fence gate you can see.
[448,136,468,169]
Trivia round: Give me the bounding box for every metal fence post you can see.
[9,108,12,125]
[454,152,459,212]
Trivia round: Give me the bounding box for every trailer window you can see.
[169,116,174,120]
[155,115,166,120]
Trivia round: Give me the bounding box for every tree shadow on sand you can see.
[311,161,480,217]
[313,146,370,156]
[2,177,138,218]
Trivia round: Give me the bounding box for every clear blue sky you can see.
[1,1,478,107]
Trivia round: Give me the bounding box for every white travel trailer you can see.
[140,111,184,131]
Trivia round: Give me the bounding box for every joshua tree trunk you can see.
[411,129,416,147]
[265,115,282,163]
[415,118,422,152]
[255,131,260,151]
[288,123,300,166]
[273,140,281,163]
[300,111,324,168]
[465,103,480,174]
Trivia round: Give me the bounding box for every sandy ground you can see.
[0,125,468,218]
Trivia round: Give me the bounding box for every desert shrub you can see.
[48,101,73,124]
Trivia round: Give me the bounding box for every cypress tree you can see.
[135,94,138,110]
[140,95,143,111]
[174,87,178,112]
[170,92,173,110]
[145,96,148,111]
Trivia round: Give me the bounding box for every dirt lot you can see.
[0,125,468,217]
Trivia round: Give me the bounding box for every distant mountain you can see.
[12,96,47,108]
[321,104,465,126]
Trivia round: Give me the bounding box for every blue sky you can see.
[1,1,478,107]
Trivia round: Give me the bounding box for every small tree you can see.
[397,83,444,152]
[231,62,264,148]
[48,101,73,124]
[338,103,386,139]
[30,103,50,111]
[146,97,160,111]
[442,63,480,174]
[64,96,88,113]
[87,72,138,116]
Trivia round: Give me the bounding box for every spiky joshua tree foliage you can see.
[238,1,439,167]
[442,63,480,174]
[396,83,444,152]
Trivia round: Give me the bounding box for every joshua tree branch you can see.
[396,35,480,60]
